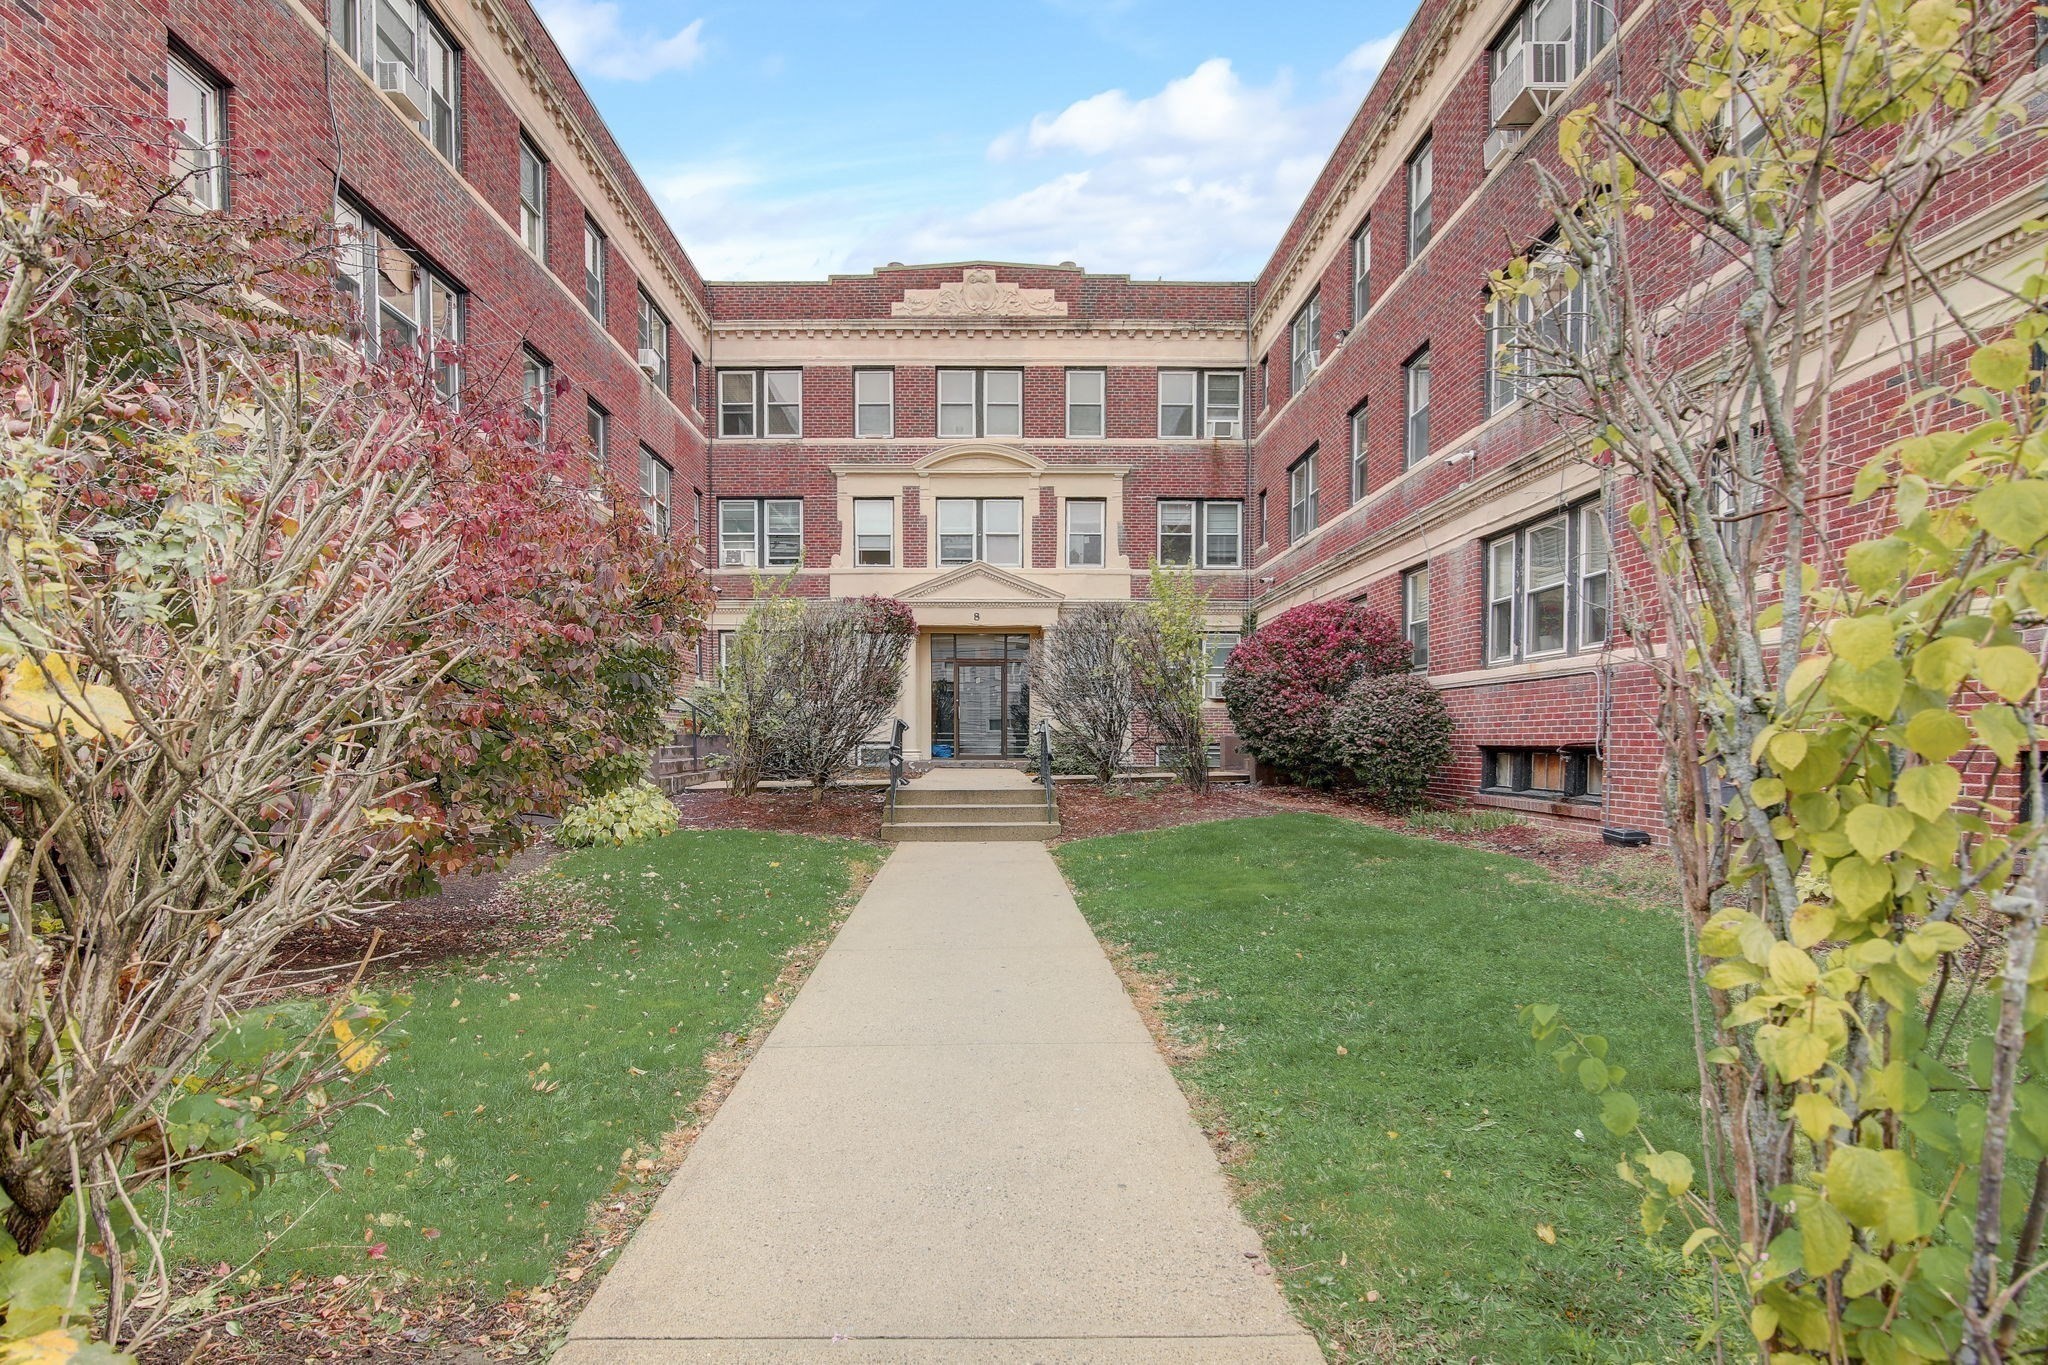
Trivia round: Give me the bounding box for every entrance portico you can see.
[894,562,1063,761]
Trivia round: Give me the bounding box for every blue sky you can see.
[532,0,1415,281]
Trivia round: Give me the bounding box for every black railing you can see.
[885,718,907,820]
[675,695,720,761]
[1035,722,1055,823]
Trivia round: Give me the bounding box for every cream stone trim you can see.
[897,563,1065,602]
[892,269,1069,318]
[709,320,1247,368]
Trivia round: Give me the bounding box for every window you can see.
[1066,370,1105,438]
[1349,405,1368,502]
[715,631,734,677]
[1257,490,1268,545]
[718,498,803,568]
[167,53,227,210]
[332,197,462,400]
[637,290,669,391]
[937,370,1022,438]
[1350,223,1371,322]
[1489,238,1592,412]
[1289,293,1322,393]
[1482,747,1604,801]
[1066,499,1106,567]
[1288,450,1318,543]
[521,348,550,442]
[1158,371,1244,438]
[935,498,1023,567]
[640,446,671,539]
[1404,350,1432,467]
[1157,500,1242,569]
[517,135,546,257]
[1403,565,1430,669]
[1158,741,1226,770]
[582,219,606,321]
[1407,137,1434,257]
[1484,499,1608,663]
[1490,0,1606,136]
[334,0,459,161]
[1202,633,1239,701]
[1577,502,1610,650]
[853,498,894,566]
[718,369,803,437]
[854,370,894,438]
[586,399,608,472]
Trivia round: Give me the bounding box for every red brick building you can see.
[6,0,2041,825]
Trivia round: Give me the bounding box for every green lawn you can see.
[1056,813,1709,1363]
[172,829,874,1289]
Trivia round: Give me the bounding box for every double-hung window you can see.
[1403,565,1430,669]
[1202,633,1240,701]
[718,369,803,437]
[1289,293,1322,393]
[1350,222,1371,322]
[1287,450,1318,543]
[167,53,227,210]
[582,219,606,320]
[719,498,803,568]
[521,348,550,442]
[1407,137,1434,257]
[854,369,894,437]
[935,498,1023,567]
[853,498,894,566]
[1404,349,1432,467]
[637,290,669,391]
[1483,499,1609,663]
[1349,405,1369,502]
[517,135,547,257]
[586,399,608,472]
[1066,499,1106,567]
[334,0,459,162]
[639,447,671,539]
[333,197,462,400]
[1489,238,1592,412]
[1156,500,1242,569]
[1158,371,1244,439]
[937,370,1022,438]
[1066,370,1105,437]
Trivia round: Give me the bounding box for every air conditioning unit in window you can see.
[1306,348,1322,369]
[636,347,663,376]
[374,61,430,122]
[720,547,756,568]
[1210,418,1242,439]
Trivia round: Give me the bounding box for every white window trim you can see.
[167,52,227,211]
[1404,350,1432,468]
[934,497,1025,567]
[1287,451,1318,543]
[1202,632,1240,702]
[1403,565,1430,670]
[1066,369,1106,439]
[1349,405,1368,503]
[586,399,608,472]
[936,369,1023,439]
[332,196,463,401]
[637,289,669,390]
[1351,223,1371,323]
[852,496,895,566]
[518,135,547,258]
[582,218,606,322]
[1065,498,1107,568]
[1484,499,1604,665]
[718,497,804,568]
[1158,370,1243,440]
[1289,293,1321,394]
[1155,499,1242,569]
[717,368,804,438]
[521,347,551,443]
[854,369,895,439]
[639,446,672,539]
[1408,137,1435,257]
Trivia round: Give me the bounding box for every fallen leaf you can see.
[1536,1224,1557,1245]
[1335,1045,1348,1056]
[1365,1289,1380,1303]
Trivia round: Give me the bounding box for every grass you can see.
[171,829,873,1290]
[1403,808,1527,835]
[1055,813,1710,1363]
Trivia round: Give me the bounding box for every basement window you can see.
[1480,747,1604,801]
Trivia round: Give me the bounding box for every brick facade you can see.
[8,0,2040,806]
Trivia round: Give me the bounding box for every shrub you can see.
[1034,604,1139,783]
[1220,601,1409,788]
[558,781,680,847]
[1329,673,1454,808]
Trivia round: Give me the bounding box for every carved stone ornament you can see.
[890,269,1068,318]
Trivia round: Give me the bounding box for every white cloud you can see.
[1340,33,1401,76]
[536,0,706,81]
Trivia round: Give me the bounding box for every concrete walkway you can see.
[557,840,1321,1363]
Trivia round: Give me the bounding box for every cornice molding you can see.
[710,319,1247,341]
[464,0,712,341]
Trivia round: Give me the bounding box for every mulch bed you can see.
[669,786,887,841]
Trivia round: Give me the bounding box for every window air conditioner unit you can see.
[1210,419,1241,438]
[374,61,430,122]
[636,347,663,376]
[720,548,756,568]
[1306,348,1321,369]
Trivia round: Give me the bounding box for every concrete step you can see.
[882,820,1061,843]
[886,801,1047,824]
[894,788,1044,808]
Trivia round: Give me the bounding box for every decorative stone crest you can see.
[891,269,1068,318]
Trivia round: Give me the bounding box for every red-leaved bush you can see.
[1219,601,1409,787]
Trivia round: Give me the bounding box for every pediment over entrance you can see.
[897,562,1065,604]
[914,445,1046,477]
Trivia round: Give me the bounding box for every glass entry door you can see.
[930,634,1031,758]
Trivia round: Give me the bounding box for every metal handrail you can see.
[1036,722,1055,823]
[885,718,907,821]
